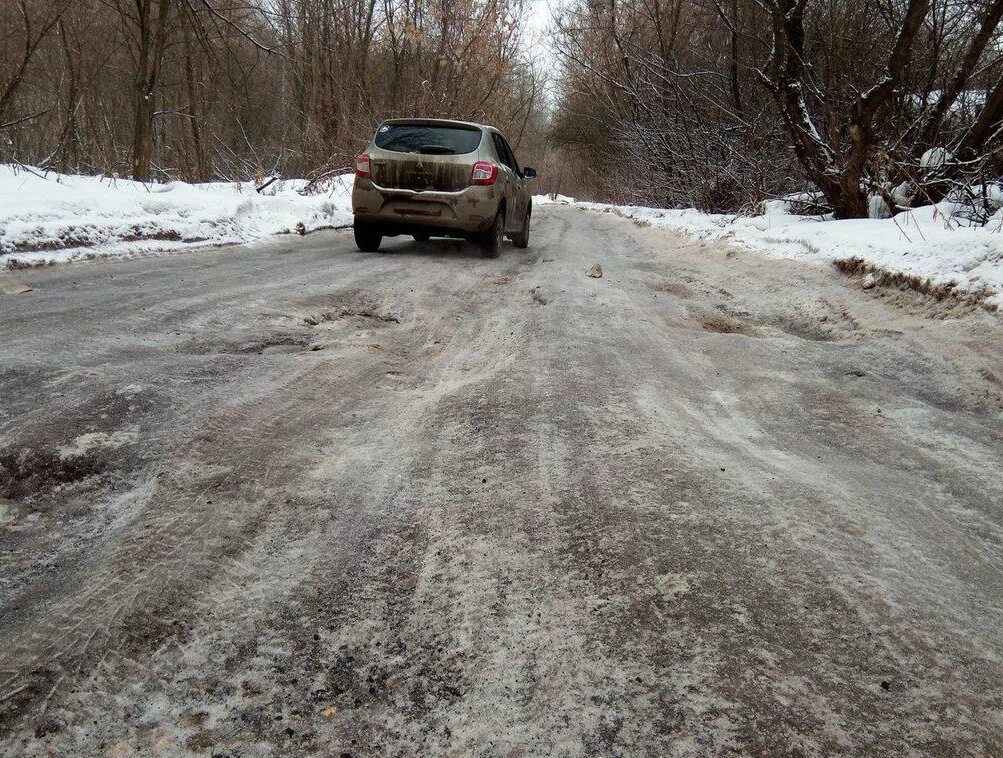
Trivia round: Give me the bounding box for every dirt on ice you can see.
[0,206,1001,756]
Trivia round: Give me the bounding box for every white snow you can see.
[4,164,1000,309]
[537,194,1003,308]
[908,89,987,117]
[534,193,578,206]
[0,165,353,269]
[920,147,952,169]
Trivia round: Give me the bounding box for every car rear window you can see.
[374,124,482,155]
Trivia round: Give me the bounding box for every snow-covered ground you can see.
[537,194,1003,309]
[0,165,353,269]
[4,164,1001,310]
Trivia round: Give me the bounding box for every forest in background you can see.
[3,0,1003,218]
[0,0,547,184]
[552,0,1003,217]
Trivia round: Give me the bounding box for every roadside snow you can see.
[536,194,1003,308]
[0,165,353,269]
[5,166,999,309]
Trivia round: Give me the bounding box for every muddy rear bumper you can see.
[352,179,499,235]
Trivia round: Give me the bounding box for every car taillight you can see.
[355,153,371,178]
[471,161,498,185]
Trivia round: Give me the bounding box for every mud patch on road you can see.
[0,446,105,500]
[239,335,311,355]
[980,367,1003,387]
[304,308,400,327]
[301,290,402,328]
[763,302,862,342]
[530,286,550,306]
[701,315,756,336]
[179,331,310,356]
[657,281,693,299]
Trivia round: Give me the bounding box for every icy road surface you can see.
[1,206,1001,755]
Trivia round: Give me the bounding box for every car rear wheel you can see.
[512,205,531,249]
[480,208,504,258]
[354,220,383,252]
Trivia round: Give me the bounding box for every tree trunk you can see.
[55,17,80,172]
[960,77,1003,157]
[132,93,154,181]
[131,0,172,182]
[728,0,743,119]
[183,32,208,181]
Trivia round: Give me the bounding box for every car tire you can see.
[412,232,430,243]
[354,220,383,252]
[480,208,504,259]
[512,205,531,249]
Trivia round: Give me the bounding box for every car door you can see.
[504,140,531,228]
[500,137,529,231]
[492,133,524,232]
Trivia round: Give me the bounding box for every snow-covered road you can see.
[538,195,1003,310]
[1,206,1002,755]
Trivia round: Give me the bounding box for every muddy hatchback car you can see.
[352,119,537,257]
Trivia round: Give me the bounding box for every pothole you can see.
[767,315,855,342]
[238,335,310,354]
[180,332,310,355]
[0,446,105,500]
[701,316,755,336]
[304,308,400,326]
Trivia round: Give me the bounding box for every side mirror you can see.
[522,167,537,179]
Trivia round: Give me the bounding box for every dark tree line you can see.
[5,0,1003,217]
[550,0,1003,217]
[0,0,547,182]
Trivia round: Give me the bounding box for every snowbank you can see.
[5,166,999,309]
[537,194,1003,308]
[0,166,353,269]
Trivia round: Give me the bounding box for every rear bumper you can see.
[352,178,499,234]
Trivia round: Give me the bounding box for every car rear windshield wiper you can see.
[417,145,456,155]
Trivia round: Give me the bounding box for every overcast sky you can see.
[524,0,560,69]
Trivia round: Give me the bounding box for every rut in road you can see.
[0,206,1002,756]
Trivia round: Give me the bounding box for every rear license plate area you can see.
[394,203,441,217]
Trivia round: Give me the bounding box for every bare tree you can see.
[0,0,546,180]
[0,0,72,130]
[111,0,176,180]
[756,0,930,218]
